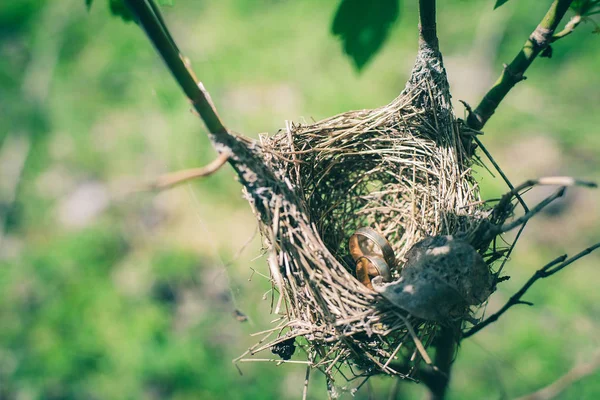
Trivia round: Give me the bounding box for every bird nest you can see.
[224,43,588,391]
[228,43,503,383]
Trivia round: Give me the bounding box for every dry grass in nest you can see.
[233,47,500,386]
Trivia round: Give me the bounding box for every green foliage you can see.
[331,0,401,71]
[108,0,134,21]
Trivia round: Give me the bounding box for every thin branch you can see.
[495,177,596,233]
[124,0,229,137]
[418,0,439,50]
[466,0,574,130]
[386,362,445,397]
[494,177,596,218]
[145,151,230,191]
[473,136,528,213]
[515,350,600,400]
[302,356,312,400]
[551,14,583,41]
[464,243,600,338]
[499,187,565,232]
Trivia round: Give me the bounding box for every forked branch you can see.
[464,242,600,338]
[466,0,574,130]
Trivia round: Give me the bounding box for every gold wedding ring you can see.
[349,227,395,289]
[355,255,391,290]
[349,227,396,268]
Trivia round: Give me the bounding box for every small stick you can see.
[473,136,528,213]
[551,15,583,42]
[237,358,311,364]
[500,187,565,233]
[464,243,600,338]
[302,353,313,400]
[496,177,596,232]
[395,313,436,368]
[146,152,230,190]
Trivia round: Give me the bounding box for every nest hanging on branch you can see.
[124,0,598,392]
[226,42,594,384]
[228,43,506,380]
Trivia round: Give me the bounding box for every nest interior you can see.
[221,43,497,384]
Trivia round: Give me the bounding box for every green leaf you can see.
[85,0,94,10]
[331,0,401,71]
[494,0,511,9]
[109,0,135,22]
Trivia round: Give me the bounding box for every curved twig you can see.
[146,151,231,191]
[551,14,583,41]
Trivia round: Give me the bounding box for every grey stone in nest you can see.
[373,235,494,321]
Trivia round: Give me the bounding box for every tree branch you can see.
[463,242,600,338]
[466,0,574,130]
[418,0,439,50]
[123,0,229,138]
[515,349,600,400]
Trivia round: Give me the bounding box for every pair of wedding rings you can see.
[349,227,395,290]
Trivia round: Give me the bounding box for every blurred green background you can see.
[1,0,599,399]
